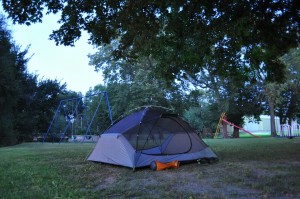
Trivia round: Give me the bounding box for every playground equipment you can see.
[214,112,260,138]
[214,112,227,138]
[43,91,113,143]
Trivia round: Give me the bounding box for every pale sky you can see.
[3,10,103,94]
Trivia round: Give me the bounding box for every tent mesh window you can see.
[123,116,194,155]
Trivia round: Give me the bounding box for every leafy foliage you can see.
[88,42,187,122]
[31,79,68,135]
[2,1,300,140]
[0,14,20,145]
[2,0,299,83]
[0,14,68,146]
[277,47,300,123]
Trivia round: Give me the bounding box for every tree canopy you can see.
[88,42,188,118]
[2,0,300,83]
[2,1,300,139]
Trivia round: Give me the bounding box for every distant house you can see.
[242,115,299,137]
[243,115,281,133]
[219,115,299,137]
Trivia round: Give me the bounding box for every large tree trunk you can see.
[233,127,240,138]
[268,99,277,137]
[222,122,229,138]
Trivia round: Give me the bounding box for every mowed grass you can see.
[0,138,299,199]
[239,131,272,138]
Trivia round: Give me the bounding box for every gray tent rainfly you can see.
[88,106,217,169]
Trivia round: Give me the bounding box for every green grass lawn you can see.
[0,138,300,198]
[239,131,272,138]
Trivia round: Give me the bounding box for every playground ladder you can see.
[214,112,226,139]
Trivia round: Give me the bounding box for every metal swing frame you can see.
[43,91,113,143]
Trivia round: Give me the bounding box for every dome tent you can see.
[88,106,217,169]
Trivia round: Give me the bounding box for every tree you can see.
[89,38,269,138]
[251,47,300,136]
[89,42,186,116]
[32,79,67,135]
[226,86,264,138]
[183,90,220,137]
[2,1,299,83]
[0,14,37,145]
[0,14,20,145]
[183,56,265,137]
[84,84,112,133]
[3,1,300,139]
[14,72,38,142]
[0,12,77,145]
[277,47,300,124]
[264,82,287,136]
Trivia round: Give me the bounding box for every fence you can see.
[280,123,300,137]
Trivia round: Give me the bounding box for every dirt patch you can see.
[88,160,300,198]
[95,176,117,191]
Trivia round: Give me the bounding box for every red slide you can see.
[222,119,260,138]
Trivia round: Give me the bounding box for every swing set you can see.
[43,91,113,143]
